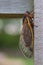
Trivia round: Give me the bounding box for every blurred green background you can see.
[0,18,22,49]
[0,18,34,65]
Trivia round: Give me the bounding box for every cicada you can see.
[19,11,34,58]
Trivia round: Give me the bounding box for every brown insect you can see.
[19,11,34,58]
[23,11,34,48]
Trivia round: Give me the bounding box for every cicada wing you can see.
[19,22,33,58]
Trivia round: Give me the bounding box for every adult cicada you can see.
[19,11,34,58]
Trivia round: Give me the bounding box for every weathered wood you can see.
[0,14,24,18]
[34,0,43,65]
[0,0,34,13]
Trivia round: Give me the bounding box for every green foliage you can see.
[0,33,20,49]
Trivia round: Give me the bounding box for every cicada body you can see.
[19,11,34,58]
